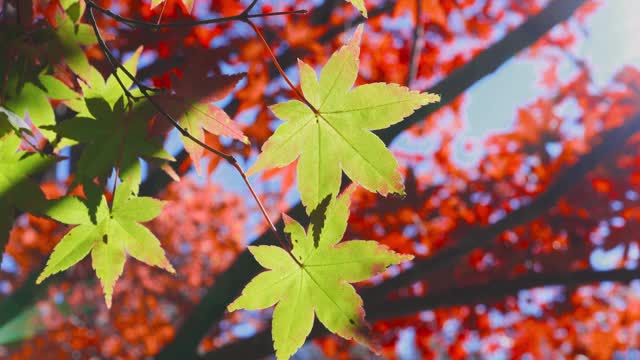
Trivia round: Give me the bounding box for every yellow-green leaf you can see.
[249,25,440,211]
[37,180,174,307]
[228,190,413,359]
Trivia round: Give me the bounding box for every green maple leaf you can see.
[49,12,97,80]
[38,179,175,307]
[248,25,440,211]
[0,115,55,207]
[0,135,53,211]
[65,47,143,113]
[46,51,168,180]
[48,47,173,182]
[53,96,173,183]
[228,190,413,360]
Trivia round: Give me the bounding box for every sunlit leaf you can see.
[228,190,413,359]
[38,179,174,307]
[249,25,440,211]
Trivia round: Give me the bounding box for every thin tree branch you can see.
[156,0,589,357]
[86,0,306,30]
[407,0,423,86]
[363,112,640,304]
[241,0,260,16]
[245,19,319,113]
[206,267,640,359]
[87,6,235,162]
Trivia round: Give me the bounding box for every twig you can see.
[242,0,260,15]
[86,0,306,30]
[87,12,137,103]
[244,19,320,114]
[155,0,168,26]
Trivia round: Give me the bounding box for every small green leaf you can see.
[39,75,78,100]
[37,180,174,307]
[228,190,413,360]
[65,1,86,23]
[249,25,440,211]
[51,14,97,79]
[3,82,56,140]
[51,96,172,183]
[59,0,77,10]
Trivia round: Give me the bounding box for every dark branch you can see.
[87,0,306,30]
[363,112,640,303]
[207,268,640,359]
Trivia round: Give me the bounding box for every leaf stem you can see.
[244,19,320,114]
[85,0,306,30]
[231,161,301,266]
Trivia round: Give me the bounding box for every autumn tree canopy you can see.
[1,0,639,358]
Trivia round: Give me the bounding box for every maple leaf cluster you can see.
[4,0,640,359]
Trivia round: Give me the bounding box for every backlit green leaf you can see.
[228,190,413,359]
[37,179,174,307]
[249,25,440,211]
[51,96,172,183]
